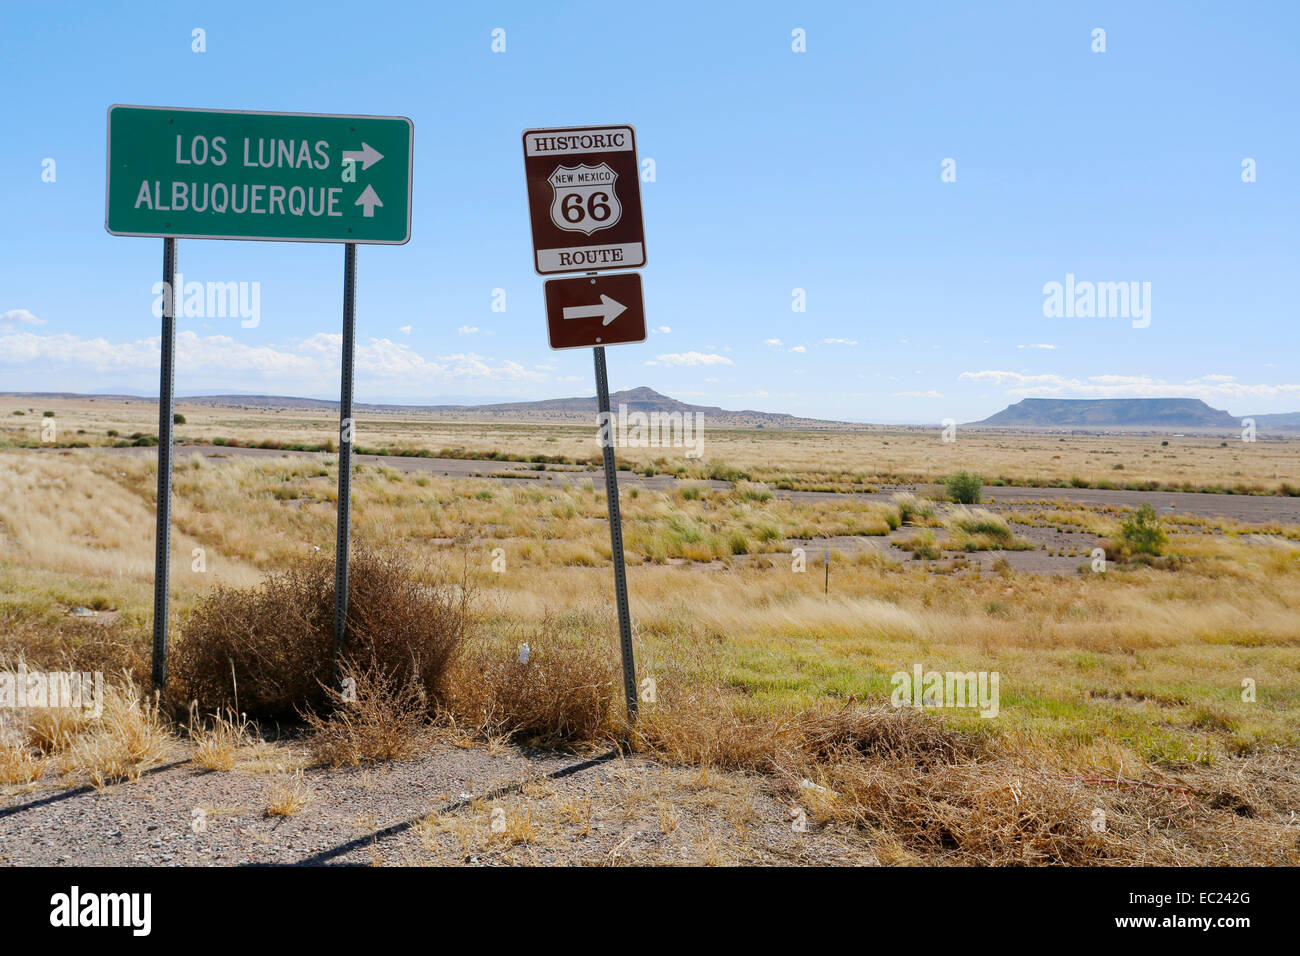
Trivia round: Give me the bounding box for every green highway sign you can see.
[106,105,413,244]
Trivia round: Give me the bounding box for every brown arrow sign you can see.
[544,273,646,350]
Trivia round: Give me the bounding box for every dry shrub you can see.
[417,620,1300,864]
[68,678,171,789]
[305,660,426,767]
[795,705,977,765]
[23,706,93,754]
[657,702,1112,863]
[188,705,257,772]
[622,642,1132,864]
[806,750,1299,866]
[172,557,326,715]
[801,757,1105,865]
[639,688,1300,865]
[0,737,46,785]
[173,546,470,719]
[443,615,621,747]
[265,771,311,816]
[635,690,795,772]
[0,611,147,686]
[0,662,169,788]
[637,697,978,774]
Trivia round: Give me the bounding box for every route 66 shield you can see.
[548,162,622,235]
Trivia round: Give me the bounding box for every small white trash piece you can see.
[518,642,530,665]
[800,778,837,798]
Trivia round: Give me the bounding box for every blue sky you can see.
[2,0,1297,423]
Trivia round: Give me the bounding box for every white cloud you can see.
[2,309,44,327]
[458,325,479,335]
[892,390,943,399]
[398,325,412,335]
[790,345,806,354]
[0,329,546,395]
[653,325,671,334]
[958,370,1300,403]
[823,337,858,346]
[1017,343,1055,350]
[763,338,783,347]
[651,352,734,367]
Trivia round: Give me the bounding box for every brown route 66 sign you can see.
[522,125,645,275]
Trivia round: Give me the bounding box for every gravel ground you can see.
[0,739,875,867]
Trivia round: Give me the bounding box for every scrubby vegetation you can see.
[3,441,1299,864]
[944,470,983,504]
[892,492,937,525]
[943,506,1035,552]
[1119,503,1168,556]
[0,671,170,789]
[172,546,469,719]
[304,661,429,767]
[6,397,1299,495]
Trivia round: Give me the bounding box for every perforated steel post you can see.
[594,346,638,723]
[151,237,177,694]
[333,242,357,686]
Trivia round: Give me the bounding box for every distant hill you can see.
[2,388,853,430]
[423,386,850,428]
[970,398,1290,431]
[1250,412,1300,429]
[9,390,1296,432]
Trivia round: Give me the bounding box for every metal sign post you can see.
[107,105,412,698]
[521,122,650,726]
[151,237,178,694]
[333,243,357,684]
[594,346,639,722]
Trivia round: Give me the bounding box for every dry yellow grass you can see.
[265,772,311,816]
[0,740,46,786]
[6,395,1298,493]
[305,664,427,767]
[189,707,257,772]
[0,653,172,790]
[2,427,1298,863]
[66,680,170,789]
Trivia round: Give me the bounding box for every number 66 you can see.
[561,191,612,224]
